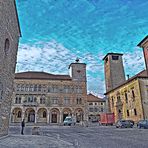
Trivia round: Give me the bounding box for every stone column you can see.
[22,108,25,121]
[35,110,37,124]
[47,109,50,124]
[59,109,63,124]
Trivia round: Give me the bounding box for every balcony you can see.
[23,102,38,107]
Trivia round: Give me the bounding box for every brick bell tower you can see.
[103,53,125,92]
[0,0,21,136]
[137,35,148,75]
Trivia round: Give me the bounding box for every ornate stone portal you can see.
[0,0,21,136]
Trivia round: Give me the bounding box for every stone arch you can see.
[11,108,22,123]
[25,108,35,123]
[50,108,60,123]
[62,108,72,121]
[37,108,47,123]
[74,108,84,123]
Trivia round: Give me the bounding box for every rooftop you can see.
[15,71,72,81]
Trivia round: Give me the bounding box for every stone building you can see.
[103,36,148,122]
[10,60,88,124]
[103,53,125,92]
[0,0,21,136]
[87,93,106,122]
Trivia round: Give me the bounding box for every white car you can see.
[63,116,76,126]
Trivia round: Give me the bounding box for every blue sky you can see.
[16,0,148,96]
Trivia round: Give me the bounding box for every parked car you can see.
[137,120,148,129]
[116,120,134,128]
[127,120,135,126]
[63,116,76,126]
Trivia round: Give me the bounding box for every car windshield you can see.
[65,118,72,121]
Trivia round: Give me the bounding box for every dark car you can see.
[127,120,135,126]
[116,120,134,128]
[137,120,148,129]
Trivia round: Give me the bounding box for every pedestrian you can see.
[21,119,25,135]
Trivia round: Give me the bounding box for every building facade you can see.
[105,70,148,122]
[87,94,106,122]
[11,61,88,124]
[0,0,21,136]
[104,36,148,122]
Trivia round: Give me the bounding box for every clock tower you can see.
[69,58,86,82]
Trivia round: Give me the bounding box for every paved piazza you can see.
[0,125,147,148]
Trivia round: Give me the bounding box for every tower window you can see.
[112,55,119,60]
[4,38,10,56]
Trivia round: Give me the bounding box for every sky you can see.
[16,0,148,97]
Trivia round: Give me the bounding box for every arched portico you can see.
[11,108,22,123]
[50,108,60,123]
[75,108,84,123]
[37,108,47,123]
[25,108,35,123]
[62,108,72,121]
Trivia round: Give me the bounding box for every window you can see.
[38,85,41,91]
[17,111,22,118]
[28,96,33,102]
[17,84,21,91]
[43,111,46,118]
[101,108,104,112]
[134,108,137,116]
[51,97,58,104]
[64,97,70,105]
[127,110,129,116]
[76,97,82,104]
[112,55,119,60]
[34,85,37,91]
[89,108,93,112]
[4,38,10,56]
[25,84,29,91]
[15,97,18,104]
[0,82,3,99]
[94,107,98,112]
[132,89,135,100]
[19,97,21,104]
[15,96,21,104]
[40,96,46,104]
[89,102,93,105]
[125,92,128,103]
[101,102,103,105]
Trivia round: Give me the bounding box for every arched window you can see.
[4,38,10,56]
[17,111,22,118]
[38,85,41,91]
[0,82,3,99]
[43,111,46,118]
[15,97,18,104]
[19,97,21,104]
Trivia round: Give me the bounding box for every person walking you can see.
[21,119,25,135]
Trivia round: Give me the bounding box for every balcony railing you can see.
[23,102,38,107]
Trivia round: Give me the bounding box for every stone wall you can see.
[0,0,20,136]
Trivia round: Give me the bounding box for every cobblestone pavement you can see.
[0,125,147,148]
[0,134,74,148]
